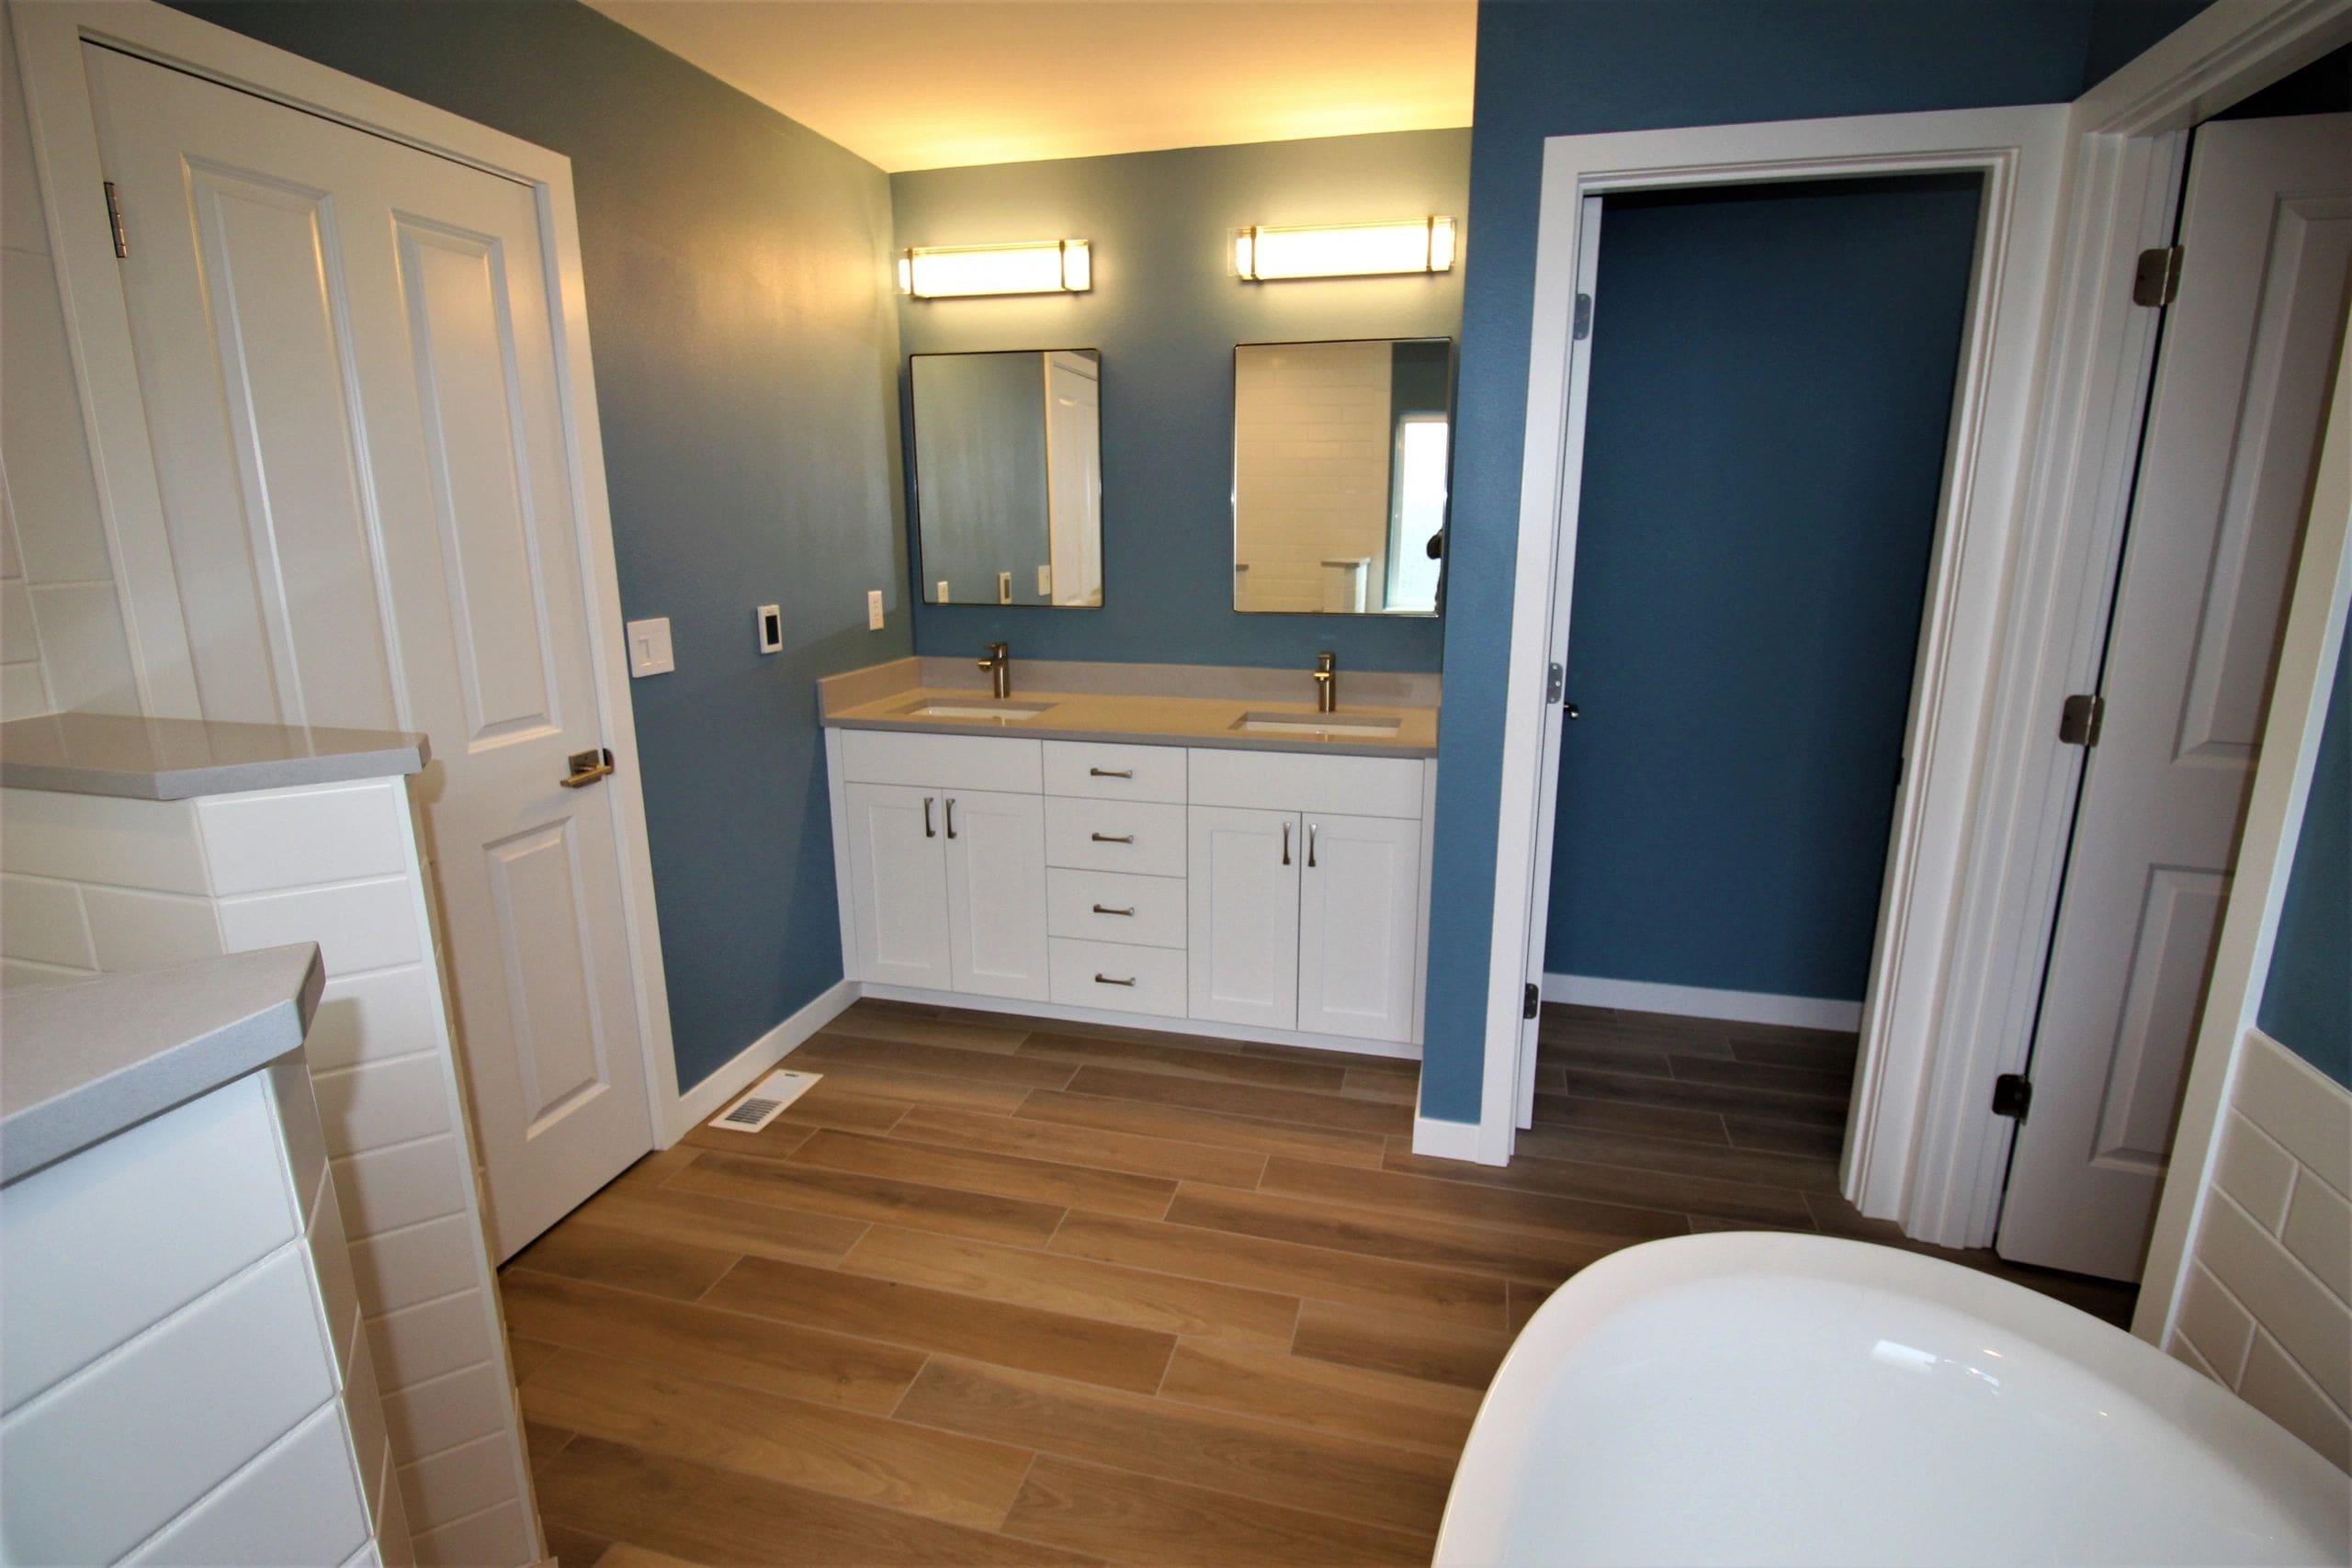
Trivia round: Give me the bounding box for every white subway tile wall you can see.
[1233,340,1396,613]
[2170,1030,2352,1472]
[0,777,536,1562]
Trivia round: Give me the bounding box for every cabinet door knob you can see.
[1091,832,1135,844]
[922,796,935,838]
[1093,973,1137,987]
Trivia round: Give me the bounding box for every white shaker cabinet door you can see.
[844,783,952,988]
[944,789,1050,1001]
[1296,812,1423,1043]
[1187,806,1301,1031]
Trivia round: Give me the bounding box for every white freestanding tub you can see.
[1435,1233,2348,1566]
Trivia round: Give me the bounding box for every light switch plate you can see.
[866,590,885,630]
[626,616,674,676]
[996,570,1012,605]
[934,579,951,603]
[1037,564,1053,597]
[756,604,782,653]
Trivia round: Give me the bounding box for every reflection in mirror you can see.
[1232,338,1451,615]
[910,349,1103,607]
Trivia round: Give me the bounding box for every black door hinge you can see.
[1992,1072,2032,1121]
[2059,693,2105,747]
[103,180,128,259]
[2132,244,2183,307]
[1523,982,1541,1021]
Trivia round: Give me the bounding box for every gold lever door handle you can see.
[560,747,615,789]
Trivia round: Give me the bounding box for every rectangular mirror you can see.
[1232,337,1451,615]
[910,349,1102,607]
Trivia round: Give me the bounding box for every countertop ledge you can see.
[821,686,1439,759]
[1,944,325,1185]
[0,713,428,800]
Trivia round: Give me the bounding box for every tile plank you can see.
[500,1270,925,1415]
[840,1224,1299,1347]
[537,1436,1098,1567]
[820,1006,1035,1055]
[506,1219,742,1302]
[1668,1052,1853,1102]
[563,1181,869,1267]
[1552,1064,1846,1128]
[1003,1454,1430,1567]
[1166,1183,1617,1286]
[521,1348,1035,1532]
[1291,1299,1513,1389]
[703,1254,1176,1394]
[1724,1114,1847,1159]
[790,1127,1178,1219]
[888,1103,1268,1190]
[1379,1145,1815,1228]
[1062,1066,1410,1134]
[1501,1124,1841,1193]
[1018,1030,1349,1090]
[800,1032,1080,1089]
[1529,1091,1730,1145]
[668,1149,1066,1247]
[1156,1340,1480,1458]
[1020,1088,1389,1168]
[1260,1156,1688,1243]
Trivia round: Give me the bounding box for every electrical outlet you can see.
[865,590,884,631]
[756,604,782,653]
[996,570,1012,604]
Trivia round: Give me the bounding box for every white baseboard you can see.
[662,976,856,1143]
[1542,973,1862,1032]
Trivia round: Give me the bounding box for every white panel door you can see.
[1297,812,1422,1043]
[1187,806,1299,1030]
[85,47,654,1255]
[944,787,1048,1000]
[845,783,951,989]
[1998,115,2352,1279]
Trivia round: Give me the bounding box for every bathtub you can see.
[1435,1232,2348,1566]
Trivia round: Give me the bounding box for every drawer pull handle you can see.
[1281,821,1291,866]
[1094,973,1137,987]
[1091,832,1135,844]
[1091,903,1135,917]
[1307,821,1317,869]
[922,796,936,838]
[1089,767,1134,779]
[945,797,957,840]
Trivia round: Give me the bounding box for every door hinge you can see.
[2059,692,2106,747]
[1991,1072,2032,1121]
[102,180,128,259]
[1571,293,1593,342]
[1545,661,1565,704]
[1523,982,1541,1021]
[2132,244,2182,308]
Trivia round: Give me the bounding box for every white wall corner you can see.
[663,976,856,1144]
[1543,973,1863,1032]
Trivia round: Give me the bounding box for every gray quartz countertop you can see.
[0,944,324,1184]
[0,713,427,799]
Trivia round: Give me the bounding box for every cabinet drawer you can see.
[1188,747,1425,818]
[1047,868,1185,950]
[841,729,1042,792]
[1045,798,1186,876]
[1043,741,1187,805]
[1048,938,1187,1018]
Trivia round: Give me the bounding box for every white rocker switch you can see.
[626,616,673,677]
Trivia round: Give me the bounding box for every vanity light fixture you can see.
[1231,217,1457,281]
[899,240,1091,299]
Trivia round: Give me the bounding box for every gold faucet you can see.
[979,641,1012,699]
[1313,650,1337,713]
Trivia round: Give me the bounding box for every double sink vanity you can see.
[820,654,1439,1055]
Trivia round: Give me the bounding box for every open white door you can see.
[1998,114,2352,1280]
[82,43,657,1257]
[1514,197,1605,1130]
[1045,349,1102,606]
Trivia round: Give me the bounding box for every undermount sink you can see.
[1232,711,1402,737]
[895,697,1054,722]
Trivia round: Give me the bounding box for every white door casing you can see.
[1188,805,1301,1030]
[1514,196,1604,1129]
[944,787,1050,1000]
[1298,811,1423,1043]
[80,42,656,1257]
[1997,113,2352,1280]
[845,782,953,990]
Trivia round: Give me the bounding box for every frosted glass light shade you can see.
[1233,218,1457,281]
[899,240,1091,298]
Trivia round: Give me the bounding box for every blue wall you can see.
[2258,637,2350,1089]
[1419,0,2199,1125]
[172,0,911,1092]
[1544,176,1981,1001]
[891,132,1468,672]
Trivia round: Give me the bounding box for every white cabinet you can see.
[843,783,952,989]
[832,726,1430,1051]
[944,789,1050,1000]
[843,779,1048,1001]
[1187,806,1301,1030]
[1297,812,1423,1043]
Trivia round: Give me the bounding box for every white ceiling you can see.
[584,1,1476,173]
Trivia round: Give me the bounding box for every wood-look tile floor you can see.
[502,998,2135,1568]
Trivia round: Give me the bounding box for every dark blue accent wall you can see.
[890,132,1468,671]
[2258,637,2350,1089]
[1419,0,2197,1125]
[1544,176,1980,1001]
[170,0,911,1092]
